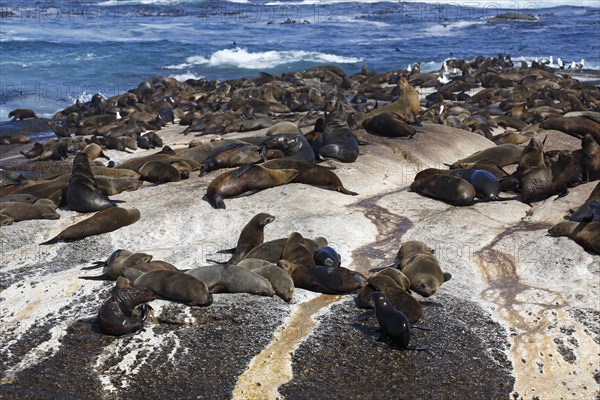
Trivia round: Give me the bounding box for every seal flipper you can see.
[82,261,106,270]
[216,247,236,254]
[356,310,375,321]
[79,274,111,281]
[40,236,61,245]
[443,272,452,282]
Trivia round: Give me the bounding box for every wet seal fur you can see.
[41,207,140,244]
[204,164,298,209]
[97,287,155,337]
[371,291,426,350]
[260,134,316,163]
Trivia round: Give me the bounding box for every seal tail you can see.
[81,261,106,270]
[216,248,236,254]
[40,236,60,245]
[205,258,228,265]
[338,187,359,196]
[79,274,110,281]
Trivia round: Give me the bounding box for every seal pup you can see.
[97,287,155,337]
[204,165,298,209]
[67,153,115,213]
[358,272,423,324]
[214,213,275,264]
[410,174,477,206]
[128,269,213,306]
[312,102,359,163]
[371,292,424,350]
[199,143,261,176]
[185,264,274,296]
[41,207,140,244]
[260,134,316,163]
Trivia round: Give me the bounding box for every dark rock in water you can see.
[0,118,53,140]
[488,12,541,23]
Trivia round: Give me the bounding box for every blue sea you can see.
[0,0,599,124]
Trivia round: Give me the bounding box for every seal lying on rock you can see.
[186,264,274,296]
[204,165,298,209]
[41,207,140,244]
[97,287,155,337]
[127,269,213,306]
[410,174,477,206]
[548,221,600,254]
[67,153,115,213]
[397,240,451,297]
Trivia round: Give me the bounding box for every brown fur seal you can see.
[217,213,275,264]
[410,174,477,206]
[282,232,316,267]
[313,102,359,163]
[399,253,451,298]
[450,144,524,168]
[0,202,59,222]
[81,249,153,281]
[243,236,328,263]
[129,270,213,306]
[540,116,600,143]
[277,259,366,294]
[41,207,140,244]
[261,159,358,195]
[358,274,423,324]
[186,264,274,296]
[97,287,155,337]
[204,165,298,209]
[199,143,261,176]
[138,160,181,183]
[8,108,38,120]
[582,134,600,181]
[413,168,451,181]
[82,143,109,161]
[520,150,581,203]
[361,77,421,123]
[260,134,316,162]
[363,112,416,138]
[548,221,600,254]
[393,240,433,266]
[239,260,294,302]
[67,153,115,213]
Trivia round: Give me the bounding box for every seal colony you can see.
[1,54,599,399]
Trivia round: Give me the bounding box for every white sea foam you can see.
[168,71,205,81]
[422,20,486,37]
[168,47,363,70]
[264,0,600,7]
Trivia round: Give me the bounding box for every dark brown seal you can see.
[67,153,115,213]
[410,174,477,206]
[363,112,416,138]
[260,134,316,163]
[185,264,274,296]
[199,143,261,176]
[278,259,366,294]
[97,287,155,337]
[243,236,328,263]
[312,102,359,162]
[8,108,38,120]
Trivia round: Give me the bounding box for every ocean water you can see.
[0,0,599,123]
